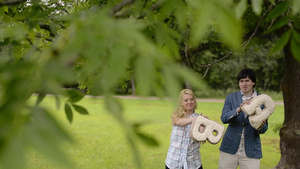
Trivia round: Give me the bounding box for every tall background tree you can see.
[0,0,299,168]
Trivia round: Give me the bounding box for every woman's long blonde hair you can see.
[171,89,197,122]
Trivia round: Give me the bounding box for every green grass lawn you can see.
[26,95,284,169]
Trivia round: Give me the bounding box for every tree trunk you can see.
[274,43,300,169]
[130,73,136,95]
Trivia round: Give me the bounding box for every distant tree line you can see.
[193,42,285,92]
[113,39,285,95]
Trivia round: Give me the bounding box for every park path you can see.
[108,95,284,105]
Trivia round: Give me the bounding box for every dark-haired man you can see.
[218,69,267,169]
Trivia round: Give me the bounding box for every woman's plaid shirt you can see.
[165,113,202,169]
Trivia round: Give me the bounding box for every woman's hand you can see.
[200,140,206,145]
[200,113,208,119]
[199,125,206,133]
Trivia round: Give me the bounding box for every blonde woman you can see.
[165,89,204,169]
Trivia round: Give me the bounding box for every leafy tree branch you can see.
[0,0,25,7]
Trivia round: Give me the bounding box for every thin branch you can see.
[110,0,160,19]
[202,67,209,78]
[26,34,41,52]
[242,3,274,47]
[55,3,70,15]
[267,19,275,30]
[191,2,276,78]
[138,2,161,19]
[196,51,233,68]
[139,0,148,17]
[184,32,191,67]
[0,0,26,7]
[285,6,294,30]
[110,0,135,16]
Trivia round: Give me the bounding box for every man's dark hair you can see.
[237,69,256,88]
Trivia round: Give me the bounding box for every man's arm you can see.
[257,120,268,134]
[221,96,240,124]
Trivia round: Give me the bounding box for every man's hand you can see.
[257,119,267,130]
[237,100,252,113]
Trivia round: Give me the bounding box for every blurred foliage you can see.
[181,0,300,93]
[0,0,299,169]
[201,40,285,92]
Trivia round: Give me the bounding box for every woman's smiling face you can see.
[181,93,196,113]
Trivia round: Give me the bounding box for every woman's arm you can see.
[172,116,198,126]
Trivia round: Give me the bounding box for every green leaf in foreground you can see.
[35,93,46,106]
[266,1,290,20]
[189,2,211,47]
[126,135,142,169]
[291,30,300,62]
[72,104,89,115]
[270,30,291,54]
[64,103,73,123]
[1,138,26,169]
[132,122,159,146]
[104,96,124,122]
[54,94,61,110]
[267,17,289,33]
[217,7,242,50]
[252,0,263,15]
[24,107,73,168]
[235,0,247,19]
[136,132,160,146]
[65,89,84,103]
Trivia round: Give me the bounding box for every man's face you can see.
[239,77,255,94]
